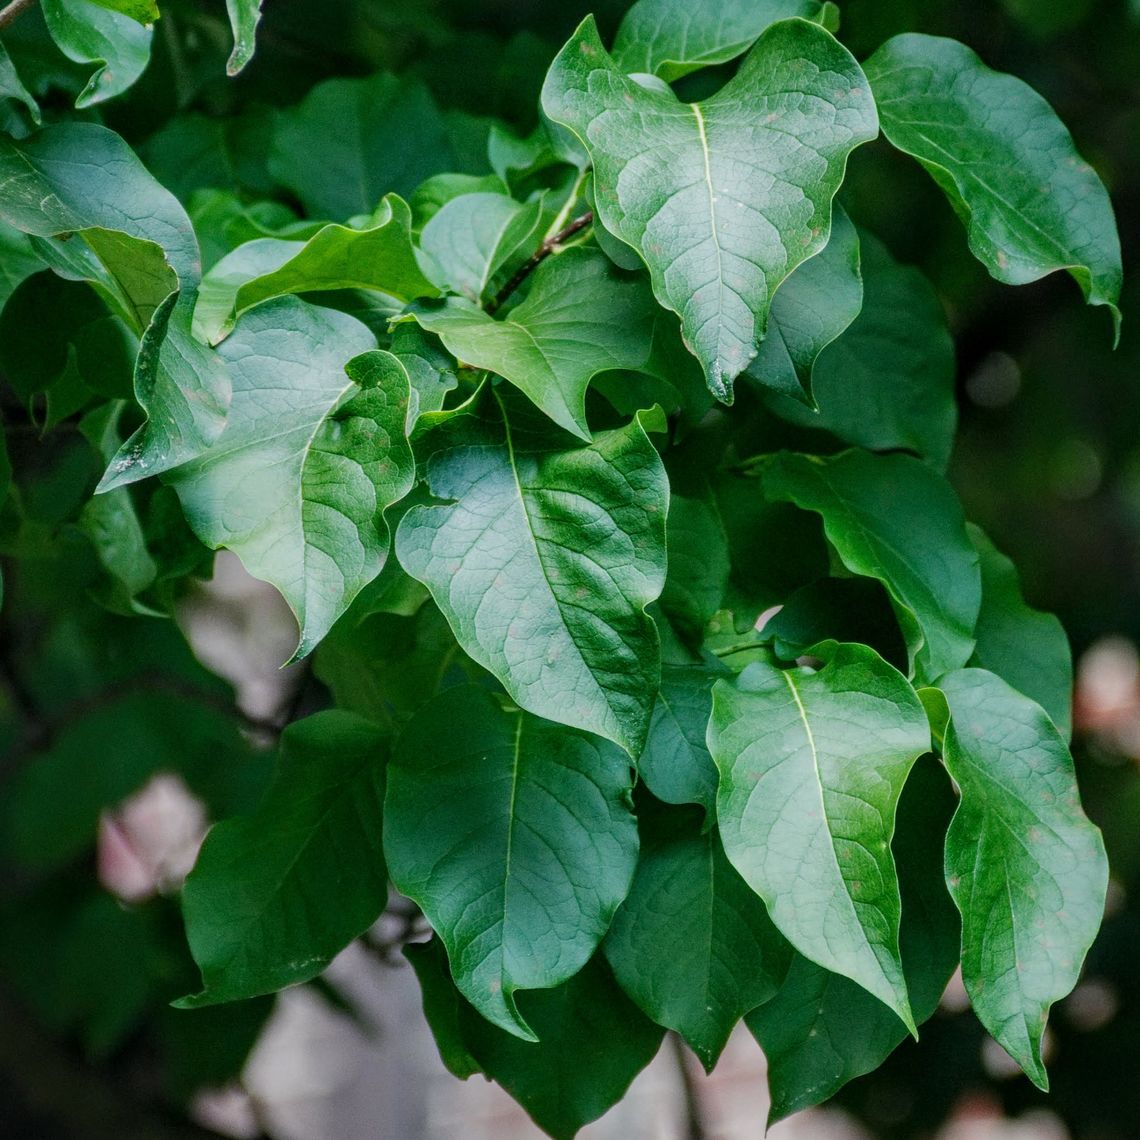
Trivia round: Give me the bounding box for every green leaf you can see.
[389,324,459,430]
[410,172,508,231]
[542,16,878,400]
[639,661,726,818]
[406,247,656,440]
[384,685,640,1040]
[395,389,667,754]
[177,712,388,1007]
[41,0,153,109]
[749,753,960,1121]
[968,525,1072,739]
[745,205,862,402]
[613,0,823,82]
[85,0,159,23]
[865,34,1122,337]
[761,233,957,470]
[225,0,263,76]
[194,194,437,344]
[408,941,663,1139]
[604,815,791,1069]
[708,641,932,1031]
[270,73,460,219]
[659,489,730,646]
[930,668,1107,1090]
[0,123,231,488]
[420,191,544,303]
[169,299,416,659]
[0,220,42,314]
[760,449,981,682]
[0,41,40,126]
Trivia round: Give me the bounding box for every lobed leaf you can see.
[543,16,878,400]
[708,641,931,1030]
[169,299,416,658]
[177,712,388,1006]
[385,685,640,1040]
[865,34,1122,337]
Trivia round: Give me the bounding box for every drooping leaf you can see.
[408,941,663,1140]
[225,0,263,76]
[0,123,231,488]
[749,754,960,1122]
[177,712,388,1006]
[968,525,1072,738]
[761,233,957,470]
[604,814,791,1069]
[708,641,932,1030]
[865,34,1122,336]
[612,0,824,80]
[543,16,878,400]
[270,73,460,219]
[384,685,640,1040]
[0,41,40,126]
[927,669,1108,1090]
[406,246,656,440]
[41,0,153,108]
[419,190,544,303]
[395,389,667,754]
[745,205,862,402]
[169,299,415,659]
[638,660,727,819]
[194,194,437,343]
[760,449,981,682]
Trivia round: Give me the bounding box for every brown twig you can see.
[484,210,594,316]
[0,0,37,31]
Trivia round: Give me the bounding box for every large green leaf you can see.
[0,124,230,488]
[385,685,640,1040]
[419,190,544,303]
[177,712,387,1006]
[395,390,667,754]
[225,0,263,75]
[865,34,1122,336]
[639,661,725,818]
[169,299,415,659]
[745,204,862,402]
[41,0,153,108]
[760,449,981,681]
[194,194,437,344]
[761,233,957,469]
[543,17,878,401]
[408,941,663,1140]
[270,73,459,219]
[406,247,656,440]
[928,669,1108,1090]
[612,0,823,80]
[604,816,790,1069]
[968,525,1072,738]
[749,754,960,1122]
[708,641,931,1030]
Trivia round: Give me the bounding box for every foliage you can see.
[0,0,1127,1135]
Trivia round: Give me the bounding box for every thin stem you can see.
[542,166,590,244]
[669,1033,709,1140]
[710,640,765,658]
[485,210,594,316]
[0,0,37,31]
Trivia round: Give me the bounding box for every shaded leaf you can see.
[225,0,263,75]
[866,34,1122,336]
[659,488,730,646]
[385,685,639,1039]
[0,41,40,125]
[543,16,878,400]
[177,712,387,1006]
[708,641,931,1030]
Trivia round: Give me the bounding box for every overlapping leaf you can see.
[405,247,657,440]
[385,685,640,1039]
[708,641,931,1030]
[169,298,415,658]
[395,389,667,754]
[543,17,878,400]
[178,712,388,1006]
[927,669,1108,1089]
[760,449,981,681]
[866,34,1123,336]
